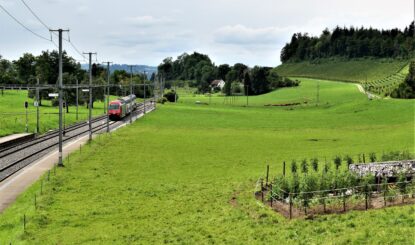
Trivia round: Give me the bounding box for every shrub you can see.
[344,155,353,167]
[291,160,298,174]
[369,152,377,162]
[157,97,168,104]
[301,159,308,174]
[163,90,179,102]
[311,158,319,172]
[334,155,342,170]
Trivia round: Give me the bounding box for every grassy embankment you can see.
[0,78,414,244]
[0,91,127,137]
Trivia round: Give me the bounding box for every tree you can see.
[334,156,342,170]
[311,158,319,172]
[291,160,298,174]
[301,159,308,174]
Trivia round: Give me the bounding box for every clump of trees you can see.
[0,51,151,107]
[157,52,299,95]
[391,61,415,99]
[163,90,178,102]
[280,22,415,62]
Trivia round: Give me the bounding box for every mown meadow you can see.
[0,91,121,137]
[0,78,414,244]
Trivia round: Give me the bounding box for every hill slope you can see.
[275,59,408,83]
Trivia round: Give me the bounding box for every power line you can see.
[19,0,87,61]
[20,0,50,30]
[0,3,51,41]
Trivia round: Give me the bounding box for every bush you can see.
[291,160,297,174]
[163,90,179,102]
[334,155,342,170]
[157,97,167,104]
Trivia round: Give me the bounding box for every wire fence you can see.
[255,177,415,219]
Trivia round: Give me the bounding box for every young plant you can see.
[334,155,342,171]
[301,159,308,174]
[311,158,319,172]
[369,152,377,162]
[344,155,353,167]
[291,160,297,174]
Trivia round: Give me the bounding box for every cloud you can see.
[214,25,290,45]
[124,15,174,28]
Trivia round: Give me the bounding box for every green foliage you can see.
[381,150,413,161]
[291,160,298,174]
[334,155,342,170]
[163,90,179,102]
[280,22,415,62]
[301,159,308,174]
[369,152,377,162]
[0,77,414,244]
[311,158,319,172]
[344,155,353,167]
[391,61,415,98]
[275,58,408,85]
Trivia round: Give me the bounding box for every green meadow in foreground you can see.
[0,78,414,244]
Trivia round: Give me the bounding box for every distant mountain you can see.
[81,63,157,78]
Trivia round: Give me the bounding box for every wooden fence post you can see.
[343,192,346,212]
[283,161,286,177]
[270,184,273,207]
[363,153,365,163]
[289,193,293,219]
[23,214,26,232]
[365,191,368,210]
[260,179,264,202]
[266,165,269,186]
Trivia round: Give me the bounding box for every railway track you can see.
[0,101,155,182]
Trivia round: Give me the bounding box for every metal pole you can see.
[76,79,79,121]
[144,81,146,114]
[129,65,133,124]
[25,102,28,133]
[105,62,111,132]
[82,52,96,142]
[57,29,64,167]
[36,78,39,134]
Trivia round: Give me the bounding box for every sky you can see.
[0,0,413,67]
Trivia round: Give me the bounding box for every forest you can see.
[157,52,298,95]
[280,22,415,62]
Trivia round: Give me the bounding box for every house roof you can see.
[211,80,224,86]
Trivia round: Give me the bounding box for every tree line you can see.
[0,51,150,106]
[281,22,415,62]
[157,52,299,95]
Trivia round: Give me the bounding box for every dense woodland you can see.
[0,52,149,105]
[392,61,415,98]
[281,22,415,62]
[157,52,298,95]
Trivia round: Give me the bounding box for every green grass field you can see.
[0,91,128,137]
[0,78,414,244]
[274,58,409,84]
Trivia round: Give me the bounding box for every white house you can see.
[211,79,226,90]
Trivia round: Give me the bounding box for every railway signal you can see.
[24,101,28,133]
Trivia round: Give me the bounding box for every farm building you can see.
[211,79,226,90]
[349,160,415,178]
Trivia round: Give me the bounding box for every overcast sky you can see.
[0,0,413,67]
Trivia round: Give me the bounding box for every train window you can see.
[108,104,120,110]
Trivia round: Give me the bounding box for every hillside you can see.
[275,59,408,83]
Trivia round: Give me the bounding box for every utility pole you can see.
[50,28,69,167]
[36,78,40,134]
[103,62,112,132]
[76,79,79,121]
[129,65,134,124]
[83,52,97,142]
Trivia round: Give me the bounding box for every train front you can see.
[108,100,122,120]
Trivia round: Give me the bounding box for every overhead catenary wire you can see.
[19,0,87,61]
[0,3,51,42]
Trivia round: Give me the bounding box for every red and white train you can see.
[108,95,137,120]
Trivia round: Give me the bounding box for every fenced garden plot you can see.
[255,160,415,219]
